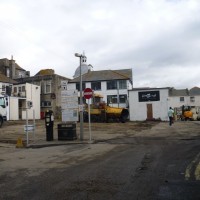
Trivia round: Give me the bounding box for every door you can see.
[147,104,153,120]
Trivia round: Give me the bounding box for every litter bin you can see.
[58,123,77,140]
[45,110,54,141]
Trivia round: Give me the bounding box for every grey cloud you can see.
[0,0,200,88]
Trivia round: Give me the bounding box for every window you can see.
[119,94,127,103]
[107,94,127,104]
[2,85,5,92]
[107,80,117,90]
[41,81,51,94]
[14,87,17,93]
[41,101,51,107]
[180,97,184,102]
[22,86,25,92]
[119,80,127,89]
[190,96,195,102]
[18,87,22,92]
[18,71,24,78]
[45,81,51,93]
[6,86,12,96]
[6,68,10,77]
[0,97,5,107]
[41,82,44,94]
[76,83,86,91]
[107,95,118,104]
[91,81,101,90]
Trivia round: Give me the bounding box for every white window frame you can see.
[45,81,51,94]
[41,101,52,107]
[119,80,127,89]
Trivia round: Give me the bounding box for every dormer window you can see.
[6,67,10,77]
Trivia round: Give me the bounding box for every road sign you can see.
[61,80,68,90]
[24,124,35,132]
[84,88,93,99]
[61,90,78,122]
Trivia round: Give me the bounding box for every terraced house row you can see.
[0,55,199,121]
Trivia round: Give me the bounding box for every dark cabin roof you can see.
[69,69,132,83]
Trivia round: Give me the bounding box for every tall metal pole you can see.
[117,81,119,108]
[26,106,29,146]
[79,55,84,141]
[75,53,84,141]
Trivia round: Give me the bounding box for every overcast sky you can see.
[0,0,200,89]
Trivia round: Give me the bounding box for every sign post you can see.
[83,88,93,143]
[83,88,93,99]
[61,89,78,122]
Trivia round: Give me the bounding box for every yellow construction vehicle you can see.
[83,93,129,123]
[181,105,195,121]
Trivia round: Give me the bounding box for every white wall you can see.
[11,83,41,120]
[193,96,200,106]
[129,89,169,121]
[68,80,130,108]
[9,97,19,120]
[168,95,200,109]
[67,83,76,90]
[23,83,41,120]
[168,96,189,108]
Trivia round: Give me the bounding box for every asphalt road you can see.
[0,121,200,200]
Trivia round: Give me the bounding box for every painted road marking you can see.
[185,153,200,181]
[194,162,200,180]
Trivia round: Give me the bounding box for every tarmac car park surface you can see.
[0,120,200,199]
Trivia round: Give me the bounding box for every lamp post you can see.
[75,53,84,141]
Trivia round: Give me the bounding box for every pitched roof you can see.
[69,69,132,83]
[169,88,189,96]
[189,87,200,95]
[14,73,71,84]
[0,58,26,71]
[15,62,26,71]
[0,73,17,84]
[130,87,170,91]
[35,69,55,76]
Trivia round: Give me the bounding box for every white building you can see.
[10,83,41,120]
[129,87,169,121]
[69,53,133,108]
[129,87,200,121]
[168,87,200,108]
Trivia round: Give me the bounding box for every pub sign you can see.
[138,91,160,102]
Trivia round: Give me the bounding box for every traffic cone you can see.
[16,137,24,148]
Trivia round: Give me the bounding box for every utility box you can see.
[45,110,54,141]
[57,123,77,140]
[27,101,33,108]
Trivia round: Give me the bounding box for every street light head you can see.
[75,53,82,57]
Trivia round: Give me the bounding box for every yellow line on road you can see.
[195,162,200,180]
[185,163,193,180]
[185,153,200,181]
